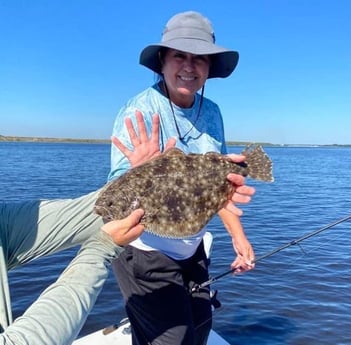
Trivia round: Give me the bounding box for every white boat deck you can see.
[73,321,230,345]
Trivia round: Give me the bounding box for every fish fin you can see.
[242,145,274,182]
[163,147,185,157]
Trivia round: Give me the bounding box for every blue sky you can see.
[1,1,350,145]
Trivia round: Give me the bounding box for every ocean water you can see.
[1,142,351,345]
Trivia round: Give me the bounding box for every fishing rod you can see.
[191,213,351,293]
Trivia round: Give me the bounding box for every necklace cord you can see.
[162,81,204,141]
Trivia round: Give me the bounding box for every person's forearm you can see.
[218,208,255,271]
[0,231,123,345]
[218,208,245,239]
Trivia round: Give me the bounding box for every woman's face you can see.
[161,49,210,108]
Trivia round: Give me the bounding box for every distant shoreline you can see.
[0,135,350,147]
[0,135,109,144]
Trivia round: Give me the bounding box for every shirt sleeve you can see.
[3,190,103,270]
[0,231,123,345]
[0,191,105,330]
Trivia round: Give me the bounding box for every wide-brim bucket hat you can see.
[139,11,239,79]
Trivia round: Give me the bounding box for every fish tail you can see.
[242,145,274,182]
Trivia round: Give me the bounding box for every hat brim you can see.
[139,39,239,79]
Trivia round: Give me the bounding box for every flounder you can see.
[94,145,273,239]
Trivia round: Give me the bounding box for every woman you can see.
[109,11,256,345]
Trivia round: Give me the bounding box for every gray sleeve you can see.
[0,189,105,330]
[0,231,123,345]
[4,190,104,270]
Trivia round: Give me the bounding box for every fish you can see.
[94,145,273,239]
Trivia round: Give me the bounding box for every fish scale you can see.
[94,145,273,238]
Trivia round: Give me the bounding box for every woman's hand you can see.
[230,232,255,273]
[112,110,176,168]
[223,154,256,216]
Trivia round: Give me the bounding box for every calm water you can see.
[1,142,351,345]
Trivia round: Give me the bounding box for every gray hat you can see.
[139,11,239,79]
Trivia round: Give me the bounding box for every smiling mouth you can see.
[179,76,196,81]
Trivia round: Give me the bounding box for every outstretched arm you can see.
[0,211,144,345]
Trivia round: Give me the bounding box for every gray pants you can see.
[112,242,212,345]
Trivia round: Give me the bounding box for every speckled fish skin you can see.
[94,145,273,239]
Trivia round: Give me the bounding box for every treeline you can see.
[0,135,109,144]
